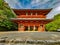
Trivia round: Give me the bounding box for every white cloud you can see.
[31,0,50,4]
[4,0,23,8]
[47,6,60,19]
[31,0,50,6]
[5,0,60,9]
[4,0,60,18]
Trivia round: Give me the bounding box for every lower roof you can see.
[10,18,53,21]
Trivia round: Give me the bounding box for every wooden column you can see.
[33,25,36,31]
[31,13,32,16]
[26,13,28,16]
[36,13,37,16]
[28,25,30,31]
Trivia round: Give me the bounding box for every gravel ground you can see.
[0,31,60,40]
[0,31,60,45]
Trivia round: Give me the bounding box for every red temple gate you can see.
[11,9,52,32]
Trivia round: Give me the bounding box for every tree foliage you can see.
[0,0,17,31]
[46,14,60,31]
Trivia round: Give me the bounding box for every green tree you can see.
[46,14,60,31]
[0,0,17,31]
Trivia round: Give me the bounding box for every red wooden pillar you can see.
[33,25,35,31]
[18,23,25,31]
[28,25,30,31]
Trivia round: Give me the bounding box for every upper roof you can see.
[13,9,52,15]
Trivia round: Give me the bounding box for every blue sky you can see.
[4,0,60,19]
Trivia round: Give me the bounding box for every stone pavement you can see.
[0,31,60,40]
[0,31,60,45]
